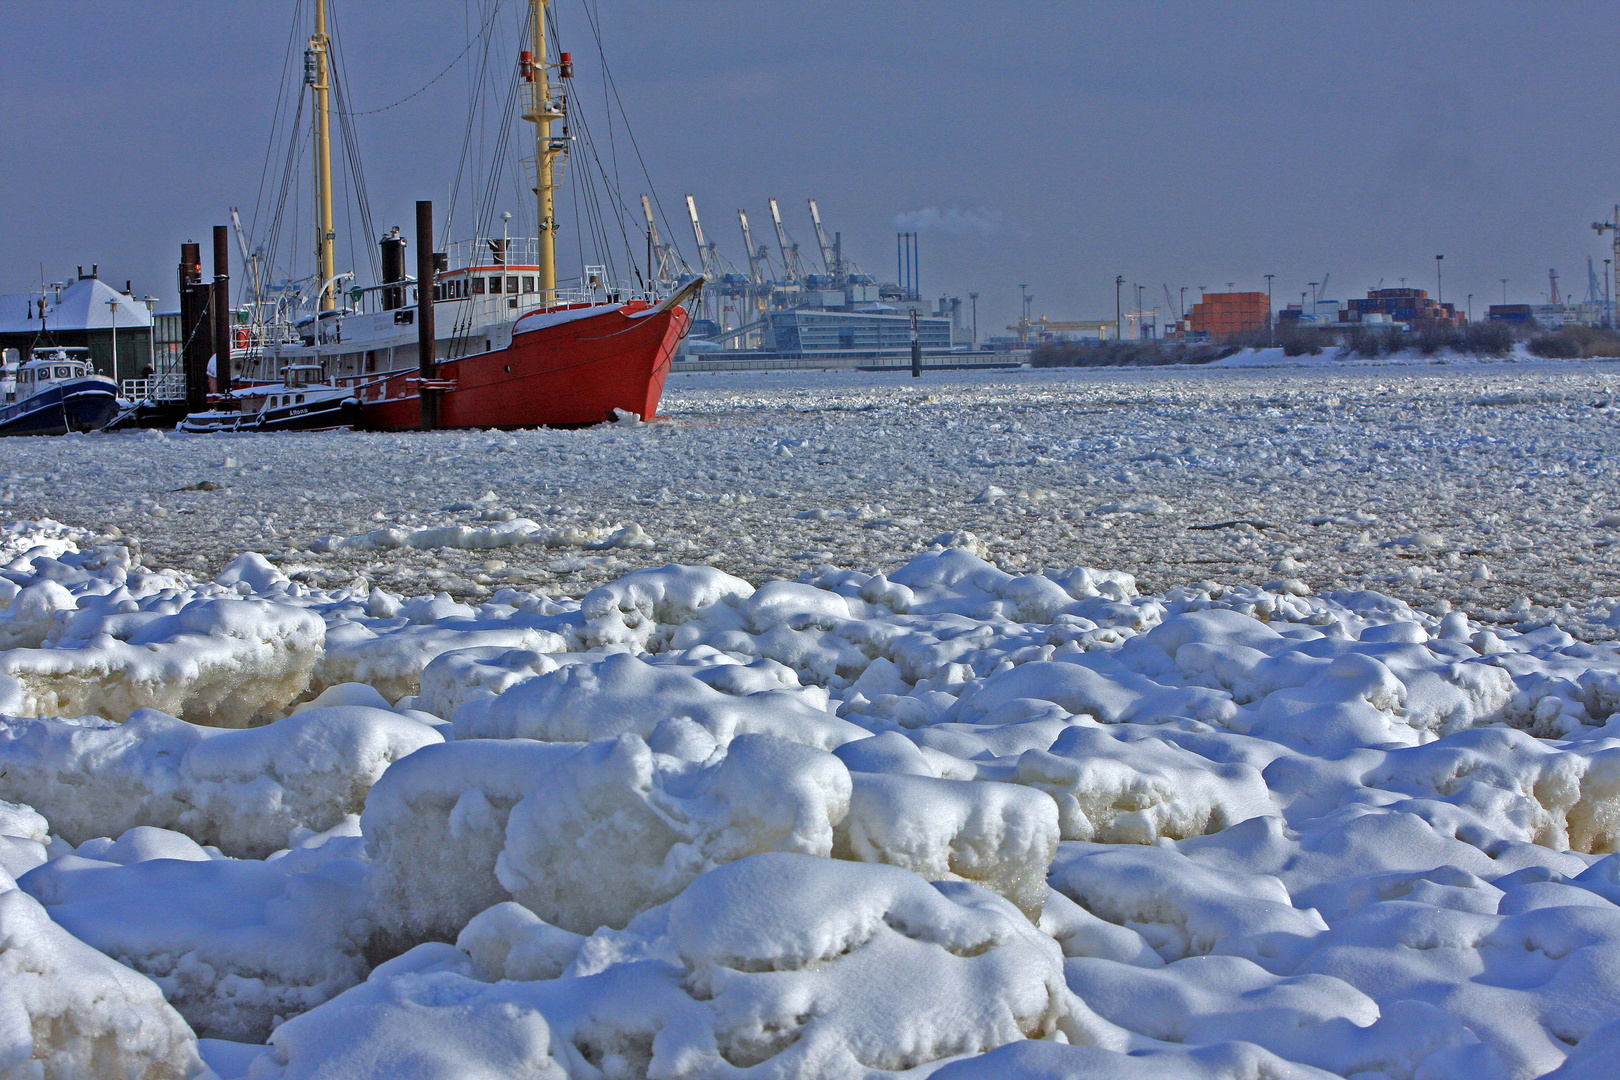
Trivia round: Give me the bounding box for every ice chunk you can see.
[456,902,585,982]
[665,852,1069,1070]
[833,772,1058,919]
[416,645,560,718]
[0,596,325,726]
[452,652,865,751]
[0,705,440,857]
[1012,724,1273,843]
[20,843,370,1043]
[0,883,207,1079]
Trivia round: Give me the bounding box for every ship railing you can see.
[451,283,659,330]
[120,373,188,403]
[445,237,544,271]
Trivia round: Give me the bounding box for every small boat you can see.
[0,348,119,436]
[178,364,357,433]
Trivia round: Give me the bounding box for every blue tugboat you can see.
[0,348,119,436]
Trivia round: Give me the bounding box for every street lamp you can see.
[106,297,120,380]
[1500,278,1508,305]
[1606,261,1614,327]
[1115,275,1124,341]
[1435,255,1444,306]
[1264,273,1275,344]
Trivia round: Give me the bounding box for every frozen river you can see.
[7,357,1617,638]
[5,356,1620,1079]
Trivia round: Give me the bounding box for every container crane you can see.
[767,198,806,284]
[641,194,682,292]
[684,194,721,280]
[808,199,839,278]
[1592,206,1619,326]
[737,210,770,286]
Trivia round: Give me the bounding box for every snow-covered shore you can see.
[0,516,1618,1078]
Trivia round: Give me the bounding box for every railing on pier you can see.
[119,373,188,403]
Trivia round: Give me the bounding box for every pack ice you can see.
[2,521,1620,1079]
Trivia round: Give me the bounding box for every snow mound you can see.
[19,825,370,1043]
[265,853,1067,1078]
[0,855,206,1079]
[365,733,852,941]
[0,596,325,727]
[834,771,1059,918]
[451,651,865,751]
[0,705,440,857]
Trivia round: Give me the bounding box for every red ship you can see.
[201,0,697,433]
[356,284,697,431]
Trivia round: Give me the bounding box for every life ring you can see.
[233,326,250,350]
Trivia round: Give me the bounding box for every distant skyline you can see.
[3,1,1618,333]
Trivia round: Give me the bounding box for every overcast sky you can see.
[4,1,1618,332]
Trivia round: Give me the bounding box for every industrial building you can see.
[665,196,988,369]
[0,268,155,381]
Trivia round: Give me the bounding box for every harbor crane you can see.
[641,195,682,291]
[767,198,806,284]
[1592,205,1620,326]
[684,194,721,281]
[808,199,839,277]
[737,210,770,286]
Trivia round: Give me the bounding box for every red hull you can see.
[357,300,688,430]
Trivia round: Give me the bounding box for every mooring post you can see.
[178,242,208,413]
[416,199,439,431]
[211,225,231,396]
[910,308,922,378]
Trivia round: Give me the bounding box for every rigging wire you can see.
[577,0,688,268]
[443,0,506,250]
[243,0,306,307]
[327,1,381,285]
[334,9,499,118]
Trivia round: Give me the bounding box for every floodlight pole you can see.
[1114,275,1124,340]
[1264,274,1274,344]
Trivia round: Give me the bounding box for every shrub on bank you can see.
[1528,324,1620,359]
[1029,341,1236,368]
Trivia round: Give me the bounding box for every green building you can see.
[0,269,155,384]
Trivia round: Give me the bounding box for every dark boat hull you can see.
[179,395,359,434]
[356,300,688,431]
[0,381,119,437]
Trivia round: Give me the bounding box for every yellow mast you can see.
[523,0,563,301]
[309,0,337,312]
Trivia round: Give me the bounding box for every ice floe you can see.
[0,515,1616,1077]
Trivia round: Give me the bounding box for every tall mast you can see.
[308,0,337,312]
[524,0,563,300]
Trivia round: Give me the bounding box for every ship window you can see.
[473,277,485,295]
[365,351,376,373]
[297,394,305,404]
[489,276,504,294]
[506,276,518,294]
[522,276,535,293]
[55,366,70,379]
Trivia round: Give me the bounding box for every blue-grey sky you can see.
[4,1,1618,332]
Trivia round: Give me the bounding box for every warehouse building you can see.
[0,268,155,381]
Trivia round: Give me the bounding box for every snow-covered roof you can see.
[0,275,153,334]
